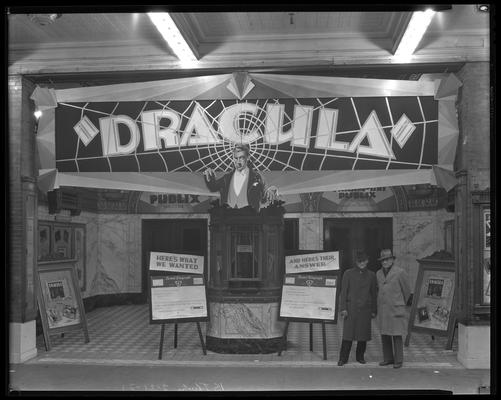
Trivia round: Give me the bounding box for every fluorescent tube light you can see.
[147,12,198,66]
[393,9,436,62]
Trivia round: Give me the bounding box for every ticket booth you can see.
[206,205,286,353]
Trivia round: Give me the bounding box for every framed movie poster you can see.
[53,225,72,259]
[37,263,89,350]
[73,225,86,291]
[482,209,490,305]
[443,220,454,256]
[38,223,52,261]
[406,255,456,349]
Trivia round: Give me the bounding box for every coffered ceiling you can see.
[7,5,490,81]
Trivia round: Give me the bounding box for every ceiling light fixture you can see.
[393,9,436,62]
[27,13,62,26]
[147,12,198,67]
[476,5,489,12]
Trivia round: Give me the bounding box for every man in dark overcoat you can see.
[376,248,411,369]
[337,251,377,366]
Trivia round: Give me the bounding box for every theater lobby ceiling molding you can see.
[8,7,490,75]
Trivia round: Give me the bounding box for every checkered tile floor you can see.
[33,304,461,367]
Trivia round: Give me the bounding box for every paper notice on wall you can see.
[285,251,339,274]
[149,252,204,274]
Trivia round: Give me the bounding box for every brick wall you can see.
[456,62,491,190]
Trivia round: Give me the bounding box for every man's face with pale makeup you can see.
[234,150,248,172]
[357,259,368,269]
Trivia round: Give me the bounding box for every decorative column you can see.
[454,62,491,369]
[9,75,38,363]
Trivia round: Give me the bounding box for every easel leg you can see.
[158,324,165,360]
[278,321,289,356]
[321,322,327,360]
[174,323,178,349]
[404,333,410,347]
[196,322,207,355]
[445,318,457,350]
[309,323,313,352]
[43,331,51,352]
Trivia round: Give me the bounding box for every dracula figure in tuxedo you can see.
[203,143,278,212]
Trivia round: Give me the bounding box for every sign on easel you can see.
[148,252,207,358]
[36,262,90,351]
[278,270,339,360]
[149,275,208,322]
[405,255,456,349]
[279,274,338,322]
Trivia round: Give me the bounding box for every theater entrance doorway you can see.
[141,219,208,301]
[323,217,392,274]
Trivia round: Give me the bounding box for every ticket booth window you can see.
[230,226,260,280]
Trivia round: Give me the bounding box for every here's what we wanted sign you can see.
[148,252,206,323]
[149,252,204,274]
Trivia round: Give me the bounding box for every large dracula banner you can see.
[56,97,437,173]
[34,73,460,194]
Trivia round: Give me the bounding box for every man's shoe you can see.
[337,360,346,366]
[356,358,367,364]
[378,360,394,366]
[393,363,402,369]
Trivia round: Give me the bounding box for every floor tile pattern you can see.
[34,304,461,367]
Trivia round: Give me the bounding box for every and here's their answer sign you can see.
[285,251,339,274]
[149,252,204,275]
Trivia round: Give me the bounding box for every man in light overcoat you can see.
[337,251,377,366]
[376,249,411,369]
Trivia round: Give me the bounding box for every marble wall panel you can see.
[207,302,286,339]
[394,209,455,289]
[95,214,142,295]
[299,215,322,250]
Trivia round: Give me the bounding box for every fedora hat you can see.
[355,250,369,262]
[378,249,395,261]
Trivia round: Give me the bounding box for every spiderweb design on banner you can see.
[55,97,438,173]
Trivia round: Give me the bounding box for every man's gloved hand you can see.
[340,310,348,319]
[203,168,215,181]
[265,186,279,203]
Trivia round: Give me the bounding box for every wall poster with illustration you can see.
[405,257,456,349]
[37,263,89,350]
[38,221,86,292]
[483,209,490,305]
[53,225,72,258]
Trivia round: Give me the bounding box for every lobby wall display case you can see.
[472,189,491,314]
[406,251,456,349]
[444,219,454,255]
[38,221,86,291]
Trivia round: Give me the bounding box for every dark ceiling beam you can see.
[26,62,465,86]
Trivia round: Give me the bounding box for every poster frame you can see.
[36,262,89,351]
[406,260,456,342]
